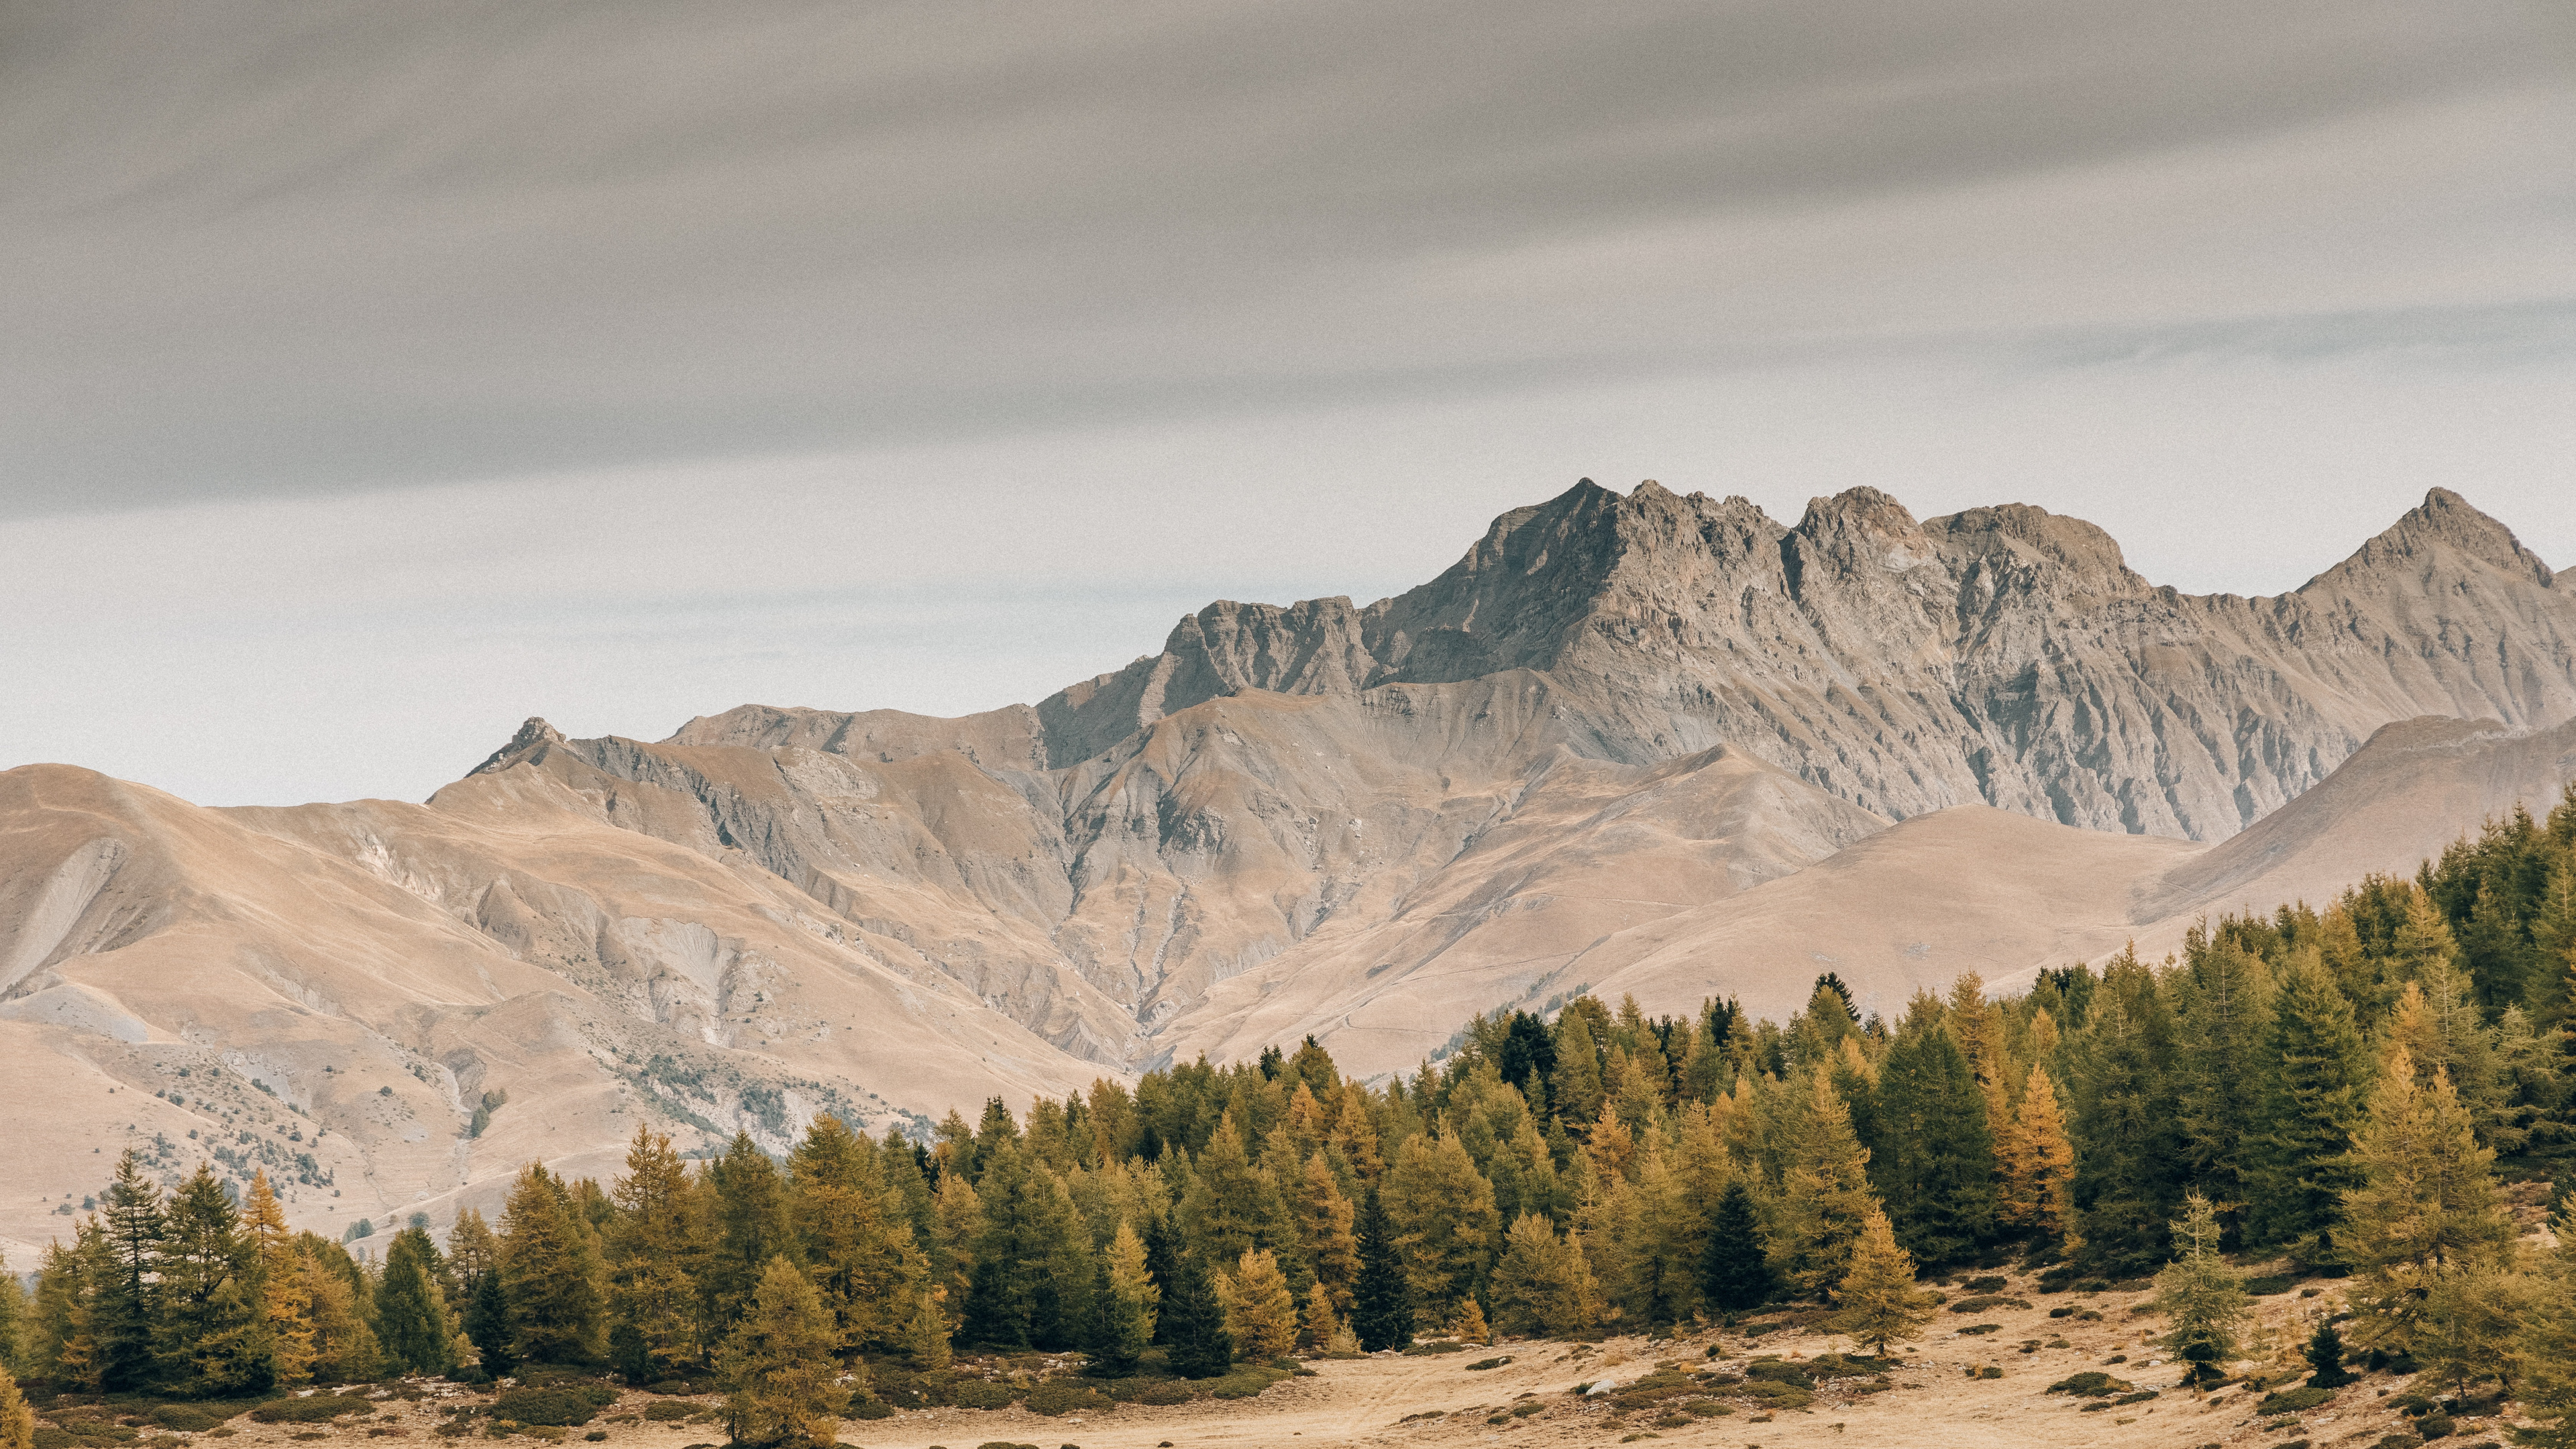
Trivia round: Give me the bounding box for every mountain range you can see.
[5,480,2573,1260]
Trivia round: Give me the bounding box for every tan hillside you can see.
[5,483,2574,1250]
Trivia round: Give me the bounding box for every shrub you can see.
[1957,1324,2002,1336]
[844,1400,894,1421]
[146,1407,236,1432]
[2243,1276,2298,1297]
[1963,1277,2008,1294]
[2256,1387,2334,1417]
[947,1383,1018,1410]
[2415,1415,2453,1440]
[1743,1362,1813,1389]
[252,1398,376,1426]
[489,1391,604,1429]
[1466,1357,1512,1371]
[640,1405,693,1424]
[2044,1373,2132,1397]
[1022,1386,1108,1417]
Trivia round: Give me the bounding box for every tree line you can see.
[3,789,2575,1446]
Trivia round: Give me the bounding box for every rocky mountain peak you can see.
[2307,487,2555,592]
[468,716,566,777]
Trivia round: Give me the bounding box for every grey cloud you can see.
[3,0,2569,515]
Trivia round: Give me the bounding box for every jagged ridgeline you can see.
[9,792,2573,1438]
[5,480,2576,1267]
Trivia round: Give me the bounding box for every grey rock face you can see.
[1037,482,2576,839]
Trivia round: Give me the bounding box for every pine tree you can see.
[1382,1134,1501,1327]
[299,1241,383,1382]
[1768,1073,1876,1298]
[789,1115,916,1354]
[2244,951,2371,1263]
[94,1151,164,1391]
[244,1173,316,1384]
[1179,1114,1295,1270]
[1215,1248,1297,1361]
[0,1250,23,1377]
[2063,958,2186,1275]
[376,1228,455,1375]
[2303,1318,2352,1387]
[2172,935,2275,1212]
[464,1269,513,1378]
[2338,1047,2515,1354]
[1291,1153,1360,1315]
[498,1163,606,1365]
[718,1256,849,1449]
[32,1224,105,1389]
[1350,1189,1413,1352]
[708,1132,795,1336]
[1159,1248,1234,1378]
[1084,1222,1155,1376]
[2150,1193,2250,1388]
[1489,1212,1597,1339]
[1827,1207,1933,1355]
[2519,1235,2576,1449]
[608,1125,704,1377]
[1996,1065,2076,1246]
[901,1287,951,1371]
[1870,1008,1995,1265]
[154,1163,272,1394]
[2414,1263,2527,1398]
[1552,1009,1607,1129]
[1699,1177,1773,1316]
[0,1363,32,1449]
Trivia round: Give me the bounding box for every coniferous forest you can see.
[5,792,2576,1448]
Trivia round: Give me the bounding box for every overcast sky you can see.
[3,0,2572,805]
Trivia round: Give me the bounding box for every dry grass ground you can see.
[103,1267,2539,1449]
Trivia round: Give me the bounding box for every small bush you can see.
[948,1382,1018,1411]
[2416,1415,2454,1440]
[845,1400,894,1421]
[1466,1356,1512,1371]
[1963,1276,2008,1293]
[1743,1361,1813,1389]
[641,1405,694,1424]
[2256,1386,2334,1417]
[2243,1276,2298,1297]
[1022,1386,1108,1417]
[2045,1373,2133,1398]
[252,1397,376,1426]
[1957,1324,2002,1336]
[583,1436,606,1444]
[490,1390,604,1429]
[147,1407,237,1432]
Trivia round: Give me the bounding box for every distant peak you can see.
[2318,488,2554,589]
[469,716,566,776]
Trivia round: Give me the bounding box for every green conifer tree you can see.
[464,1271,513,1378]
[1083,1221,1156,1377]
[1766,1073,1876,1298]
[1159,1248,1234,1379]
[498,1163,606,1365]
[2338,1048,2515,1354]
[2245,950,2372,1263]
[1381,1134,1501,1326]
[94,1151,164,1391]
[376,1228,455,1375]
[1350,1189,1413,1352]
[707,1132,795,1337]
[1827,1206,1933,1354]
[153,1163,272,1394]
[789,1115,916,1354]
[2303,1318,2352,1387]
[2150,1192,2250,1388]
[1699,1177,1774,1316]
[607,1125,704,1377]
[2172,934,2275,1212]
[0,1363,32,1449]
[718,1257,849,1449]
[1869,1006,1995,1265]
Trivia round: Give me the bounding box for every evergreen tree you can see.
[1159,1248,1234,1379]
[2414,1264,2527,1398]
[707,1132,795,1336]
[2303,1318,2352,1387]
[1488,1212,1596,1339]
[2519,1235,2576,1449]
[154,1163,270,1394]
[959,1140,1090,1350]
[298,1240,382,1382]
[498,1163,605,1364]
[1551,1008,1607,1128]
[464,1269,513,1378]
[1767,1073,1876,1298]
[94,1151,164,1391]
[608,1125,704,1377]
[244,1173,315,1384]
[788,1115,916,1354]
[0,1364,32,1449]
[1299,1283,1352,1354]
[1350,1190,1413,1352]
[376,1228,455,1375]
[2244,951,2371,1263]
[1291,1154,1360,1315]
[900,1287,951,1372]
[718,1257,849,1449]
[32,1223,105,1389]
[2172,934,2275,1213]
[1084,1222,1155,1376]
[1996,1065,2076,1246]
[2063,957,2186,1275]
[1215,1248,1297,1361]
[1699,1178,1773,1316]
[0,1250,23,1376]
[1870,1006,1995,1265]
[1382,1133,1501,1327]
[1827,1207,1933,1354]
[2150,1193,2250,1388]
[2338,1047,2515,1354]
